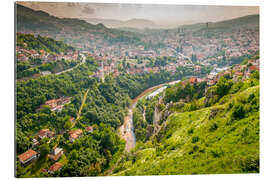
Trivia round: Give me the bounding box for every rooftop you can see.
[18,149,38,162]
[48,162,63,172]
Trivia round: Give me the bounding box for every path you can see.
[71,88,89,128]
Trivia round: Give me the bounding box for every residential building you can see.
[68,129,83,142]
[38,129,54,139]
[48,148,63,161]
[18,149,38,164]
[48,162,63,173]
[85,126,93,133]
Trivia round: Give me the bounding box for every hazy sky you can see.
[17,1,259,26]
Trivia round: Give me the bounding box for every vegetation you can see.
[17,33,74,53]
[16,49,206,177]
[112,71,259,175]
[16,33,80,79]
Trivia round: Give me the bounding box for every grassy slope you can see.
[112,85,259,175]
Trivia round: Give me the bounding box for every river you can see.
[119,79,181,151]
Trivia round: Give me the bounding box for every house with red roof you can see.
[18,149,38,164]
[48,162,63,173]
[38,129,54,139]
[85,126,94,133]
[41,97,72,112]
[189,77,198,84]
[248,65,259,73]
[68,129,83,142]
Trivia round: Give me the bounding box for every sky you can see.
[17,1,259,27]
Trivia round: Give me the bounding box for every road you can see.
[55,53,86,75]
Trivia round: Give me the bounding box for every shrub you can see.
[192,136,200,143]
[240,155,259,172]
[209,122,218,132]
[187,128,194,135]
[231,103,245,120]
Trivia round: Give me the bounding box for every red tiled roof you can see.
[189,77,197,84]
[69,129,83,139]
[85,126,93,132]
[249,65,259,71]
[48,162,63,172]
[18,149,38,162]
[38,129,50,137]
[234,71,243,76]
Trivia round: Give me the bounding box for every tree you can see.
[64,118,72,129]
[231,103,245,119]
[39,144,50,158]
[216,77,233,98]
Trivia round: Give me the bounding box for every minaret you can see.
[101,60,104,83]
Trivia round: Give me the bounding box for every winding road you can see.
[55,53,86,75]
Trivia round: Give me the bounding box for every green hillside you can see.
[112,74,259,175]
[16,33,74,54]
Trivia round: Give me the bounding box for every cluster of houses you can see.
[86,25,258,80]
[37,97,72,112]
[18,128,64,173]
[206,58,259,85]
[16,46,80,63]
[180,58,260,87]
[17,125,95,174]
[90,53,199,81]
[18,148,65,174]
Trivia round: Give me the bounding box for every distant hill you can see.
[175,14,259,31]
[209,14,259,29]
[84,18,159,29]
[16,4,141,50]
[119,14,259,34]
